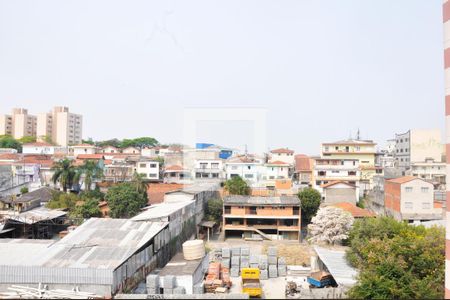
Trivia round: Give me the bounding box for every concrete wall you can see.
[324,186,357,205]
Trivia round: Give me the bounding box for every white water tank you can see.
[182,240,205,260]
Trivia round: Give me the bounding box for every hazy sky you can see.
[0,0,444,155]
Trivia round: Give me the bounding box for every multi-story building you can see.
[321,139,379,192]
[37,106,83,146]
[193,159,223,180]
[269,148,295,165]
[225,154,265,185]
[384,176,442,222]
[312,158,361,196]
[223,195,301,241]
[394,129,442,170]
[136,159,160,181]
[0,108,37,139]
[70,143,97,157]
[293,154,313,187]
[22,142,66,155]
[408,158,446,189]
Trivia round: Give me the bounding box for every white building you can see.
[101,146,119,154]
[0,108,37,139]
[264,161,290,180]
[22,142,66,155]
[313,158,361,196]
[193,159,223,180]
[408,158,446,189]
[136,159,160,181]
[269,148,295,165]
[70,144,97,157]
[225,155,265,185]
[122,147,141,154]
[394,129,442,169]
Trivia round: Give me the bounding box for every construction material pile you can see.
[221,246,287,279]
[146,274,190,295]
[204,261,232,293]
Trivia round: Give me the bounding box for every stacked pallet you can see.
[146,274,160,294]
[204,261,233,293]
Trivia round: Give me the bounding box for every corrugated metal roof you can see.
[314,246,358,286]
[131,200,194,221]
[7,207,67,224]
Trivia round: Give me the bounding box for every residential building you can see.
[37,106,83,146]
[163,165,192,184]
[408,158,446,189]
[269,148,295,165]
[194,159,223,180]
[70,144,97,157]
[394,129,442,170]
[22,142,66,155]
[261,161,290,188]
[321,139,378,191]
[122,146,141,154]
[313,158,360,196]
[225,154,265,185]
[384,176,442,222]
[321,181,358,205]
[136,159,160,181]
[100,146,119,154]
[293,154,313,187]
[223,195,301,241]
[0,108,37,139]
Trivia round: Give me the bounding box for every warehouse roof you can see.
[7,207,67,224]
[224,195,300,206]
[131,200,194,221]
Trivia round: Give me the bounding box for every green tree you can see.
[0,135,22,152]
[18,136,36,144]
[46,192,78,210]
[51,158,78,192]
[224,176,250,195]
[297,187,321,224]
[346,217,444,299]
[205,198,223,223]
[106,183,148,218]
[20,187,29,194]
[71,198,101,219]
[80,187,105,200]
[119,137,159,148]
[43,135,53,144]
[131,171,149,196]
[78,160,103,191]
[81,138,95,145]
[96,138,121,148]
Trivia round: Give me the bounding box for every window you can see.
[324,146,329,152]
[150,163,157,168]
[212,173,219,178]
[405,187,413,193]
[422,202,431,209]
[200,163,208,169]
[244,174,254,178]
[356,146,361,151]
[211,163,219,169]
[247,166,251,170]
[421,187,429,193]
[404,202,413,209]
[332,170,339,174]
[149,173,157,178]
[139,163,146,168]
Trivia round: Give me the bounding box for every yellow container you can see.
[241,268,260,279]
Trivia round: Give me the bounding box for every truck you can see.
[241,268,262,298]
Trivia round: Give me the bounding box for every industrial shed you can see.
[0,218,169,296]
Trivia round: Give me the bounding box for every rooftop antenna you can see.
[356,128,361,140]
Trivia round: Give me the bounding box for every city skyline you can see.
[0,0,444,154]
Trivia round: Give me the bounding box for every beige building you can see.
[37,106,83,146]
[0,108,37,139]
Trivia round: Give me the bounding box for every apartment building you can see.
[0,108,37,139]
[223,195,301,241]
[293,154,313,187]
[408,158,446,189]
[384,176,442,222]
[321,138,379,191]
[313,158,361,196]
[136,159,160,181]
[194,159,223,180]
[394,129,442,170]
[37,106,83,146]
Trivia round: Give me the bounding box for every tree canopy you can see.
[106,182,148,218]
[308,206,354,245]
[297,187,321,224]
[205,198,224,223]
[224,176,250,195]
[77,160,103,191]
[346,217,444,299]
[0,135,22,152]
[51,158,78,192]
[94,137,159,149]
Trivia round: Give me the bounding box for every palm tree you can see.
[131,171,148,195]
[78,160,103,191]
[51,158,77,192]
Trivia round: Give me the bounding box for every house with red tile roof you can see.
[294,154,313,186]
[69,144,97,157]
[270,148,295,165]
[330,202,375,218]
[22,142,66,155]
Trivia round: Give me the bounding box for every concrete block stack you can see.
[249,255,259,269]
[146,274,159,294]
[260,269,269,280]
[163,275,176,294]
[278,257,287,276]
[230,247,241,277]
[222,258,230,268]
[222,247,230,259]
[193,282,204,294]
[259,255,268,270]
[173,286,186,295]
[268,265,278,278]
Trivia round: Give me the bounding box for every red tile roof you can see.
[331,202,375,218]
[270,148,294,154]
[267,160,289,165]
[0,153,20,161]
[321,180,356,189]
[386,176,420,184]
[295,154,311,172]
[23,142,53,147]
[76,154,105,160]
[165,165,184,171]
